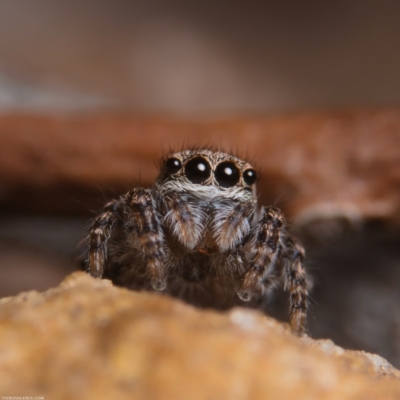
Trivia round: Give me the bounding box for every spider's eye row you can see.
[166,158,182,174]
[243,169,257,185]
[185,157,211,184]
[215,161,240,188]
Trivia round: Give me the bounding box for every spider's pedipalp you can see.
[213,201,254,252]
[162,192,206,250]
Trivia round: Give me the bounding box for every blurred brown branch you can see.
[0,109,399,228]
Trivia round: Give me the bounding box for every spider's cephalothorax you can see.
[83,149,308,335]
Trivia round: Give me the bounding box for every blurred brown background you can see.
[0,1,399,367]
[1,1,400,113]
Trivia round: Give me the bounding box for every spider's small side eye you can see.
[243,169,257,185]
[166,158,182,174]
[185,157,211,184]
[215,161,240,187]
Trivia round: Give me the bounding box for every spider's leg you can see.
[238,206,308,335]
[87,199,121,278]
[282,236,308,336]
[124,188,167,290]
[237,206,284,301]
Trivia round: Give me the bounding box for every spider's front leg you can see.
[237,206,283,301]
[123,188,167,291]
[237,206,308,336]
[87,199,121,278]
[282,237,308,336]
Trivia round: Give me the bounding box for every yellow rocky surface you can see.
[0,272,398,400]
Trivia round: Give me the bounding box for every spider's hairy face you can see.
[156,149,258,201]
[152,149,259,255]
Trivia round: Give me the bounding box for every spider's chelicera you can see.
[83,149,308,335]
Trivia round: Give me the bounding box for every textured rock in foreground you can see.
[0,272,399,400]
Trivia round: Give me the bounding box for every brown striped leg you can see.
[124,188,167,291]
[284,237,308,336]
[88,200,121,278]
[237,206,285,301]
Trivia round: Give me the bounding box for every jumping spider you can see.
[83,149,308,335]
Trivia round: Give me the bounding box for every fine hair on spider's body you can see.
[83,148,309,335]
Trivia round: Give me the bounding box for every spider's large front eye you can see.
[166,158,182,174]
[243,169,257,185]
[215,161,240,187]
[185,157,211,184]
